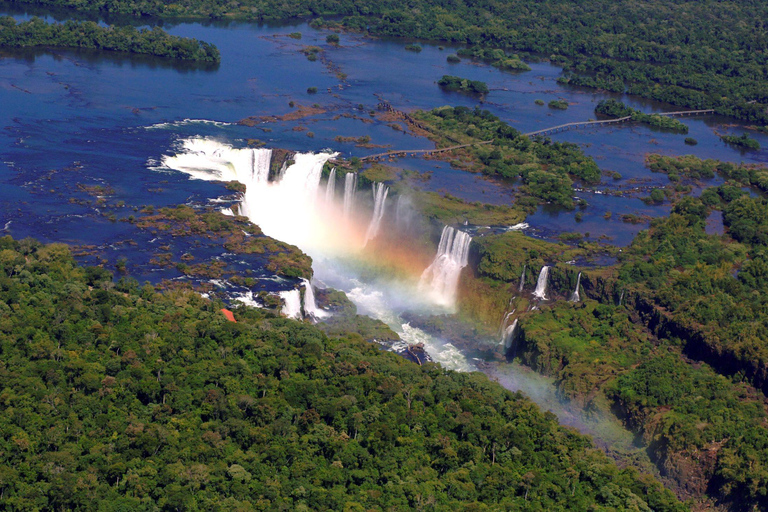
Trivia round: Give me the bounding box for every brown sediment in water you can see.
[238,104,327,126]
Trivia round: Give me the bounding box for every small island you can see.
[721,132,761,150]
[437,75,489,95]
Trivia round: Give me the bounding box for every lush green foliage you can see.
[595,99,689,133]
[0,236,683,510]
[0,16,220,62]
[517,299,768,507]
[437,75,488,95]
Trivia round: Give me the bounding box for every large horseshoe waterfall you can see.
[159,138,476,371]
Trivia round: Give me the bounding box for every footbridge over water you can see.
[354,104,714,163]
[523,109,714,137]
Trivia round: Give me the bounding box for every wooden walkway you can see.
[361,140,493,162]
[524,109,714,137]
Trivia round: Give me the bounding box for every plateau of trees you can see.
[0,235,683,510]
[0,16,220,62]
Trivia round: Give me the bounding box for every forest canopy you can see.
[0,235,684,510]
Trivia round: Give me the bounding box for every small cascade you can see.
[499,310,516,336]
[325,167,336,203]
[419,225,472,308]
[502,319,519,350]
[618,290,625,306]
[277,160,288,181]
[363,182,389,246]
[518,265,526,293]
[279,289,302,320]
[570,272,582,302]
[343,172,357,218]
[302,278,329,320]
[532,266,550,300]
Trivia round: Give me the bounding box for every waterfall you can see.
[570,272,582,302]
[499,309,515,336]
[159,138,337,253]
[277,160,288,181]
[518,265,526,293]
[419,225,472,308]
[302,278,329,319]
[502,319,518,350]
[532,266,550,300]
[279,289,302,319]
[499,310,514,335]
[325,167,336,203]
[363,182,389,246]
[618,290,625,306]
[343,172,357,218]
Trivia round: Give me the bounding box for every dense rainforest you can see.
[0,16,220,62]
[8,0,768,122]
[442,149,768,508]
[0,236,684,510]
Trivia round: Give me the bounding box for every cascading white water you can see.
[419,225,472,308]
[570,272,582,302]
[343,172,357,219]
[159,138,475,372]
[518,265,526,292]
[499,310,515,336]
[302,278,329,319]
[277,161,288,181]
[502,319,518,349]
[363,182,389,246]
[160,138,338,255]
[532,266,550,300]
[325,167,336,203]
[279,289,302,319]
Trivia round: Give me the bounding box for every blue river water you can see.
[2,8,765,256]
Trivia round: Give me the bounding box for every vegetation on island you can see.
[720,132,761,150]
[134,205,313,280]
[0,16,220,63]
[455,47,530,73]
[595,99,689,133]
[547,99,568,110]
[437,75,489,95]
[0,235,685,511]
[411,106,601,209]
